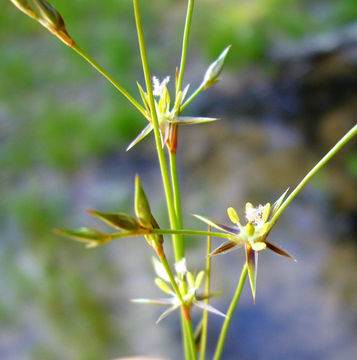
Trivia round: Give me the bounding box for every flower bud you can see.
[155,278,172,294]
[9,0,38,19]
[32,0,65,30]
[246,222,255,237]
[202,45,231,90]
[227,207,240,224]
[135,175,152,227]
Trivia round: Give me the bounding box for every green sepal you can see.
[55,227,111,248]
[87,209,141,231]
[32,0,65,30]
[9,0,38,19]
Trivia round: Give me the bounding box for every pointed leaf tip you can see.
[87,209,141,231]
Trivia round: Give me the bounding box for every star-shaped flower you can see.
[194,189,295,302]
[126,76,219,151]
[131,257,227,323]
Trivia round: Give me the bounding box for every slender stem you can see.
[71,44,146,117]
[213,263,248,360]
[169,152,184,255]
[133,2,195,358]
[185,314,198,360]
[180,83,204,112]
[133,0,181,258]
[270,124,357,227]
[199,226,212,360]
[176,0,195,95]
[151,228,233,239]
[160,256,184,303]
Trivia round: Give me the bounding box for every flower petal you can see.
[156,304,180,324]
[193,301,228,318]
[172,116,220,125]
[246,245,258,303]
[130,298,175,306]
[126,123,153,151]
[209,240,240,256]
[193,214,238,235]
[265,241,296,262]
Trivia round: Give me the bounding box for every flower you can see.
[131,257,227,323]
[193,189,295,302]
[126,76,219,151]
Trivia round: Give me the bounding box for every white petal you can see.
[194,301,228,318]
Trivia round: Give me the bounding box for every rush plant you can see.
[8,1,357,359]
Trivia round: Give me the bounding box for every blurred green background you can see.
[1,1,357,359]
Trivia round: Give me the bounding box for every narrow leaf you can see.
[87,210,141,231]
[126,123,153,151]
[245,246,258,303]
[265,242,296,262]
[137,81,150,112]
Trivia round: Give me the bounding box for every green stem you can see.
[152,228,233,239]
[199,226,212,360]
[169,152,184,256]
[176,0,195,95]
[133,1,195,358]
[133,0,181,258]
[271,124,357,227]
[213,263,248,360]
[71,44,146,117]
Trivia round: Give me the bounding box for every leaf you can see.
[265,242,296,262]
[54,227,110,248]
[209,240,239,256]
[87,210,141,231]
[126,123,153,151]
[245,245,258,303]
[171,116,220,125]
[193,214,238,235]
